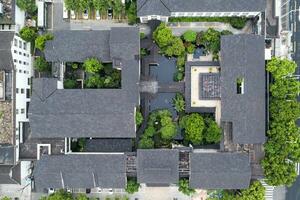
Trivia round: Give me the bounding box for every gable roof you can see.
[137,149,179,184]
[0,164,21,184]
[137,0,266,17]
[33,154,126,192]
[0,145,15,165]
[0,32,14,71]
[190,152,251,189]
[220,34,266,144]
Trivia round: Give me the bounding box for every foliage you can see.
[34,57,50,72]
[138,136,154,149]
[140,48,149,57]
[140,32,146,39]
[85,74,102,88]
[195,31,203,46]
[64,79,77,89]
[75,194,88,200]
[178,179,195,196]
[135,109,143,126]
[16,0,37,15]
[93,0,109,16]
[182,30,197,42]
[177,55,185,67]
[83,58,103,74]
[126,1,137,25]
[262,57,300,186]
[173,93,185,112]
[204,118,221,144]
[153,23,173,48]
[39,189,73,200]
[168,17,248,29]
[180,113,205,145]
[125,178,140,194]
[113,0,124,20]
[1,197,11,200]
[19,26,37,42]
[164,37,185,57]
[35,33,54,51]
[185,42,195,54]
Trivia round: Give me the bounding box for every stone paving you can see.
[0,101,13,144]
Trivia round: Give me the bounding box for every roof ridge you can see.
[159,0,171,12]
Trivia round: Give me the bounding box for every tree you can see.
[200,28,221,54]
[85,74,103,88]
[180,113,205,145]
[19,26,37,42]
[164,37,185,57]
[135,109,143,126]
[195,31,203,46]
[64,79,77,89]
[126,1,136,25]
[113,0,124,20]
[65,0,80,11]
[75,194,88,200]
[159,114,176,140]
[1,197,11,200]
[34,57,50,72]
[83,58,103,73]
[16,0,37,15]
[173,93,185,112]
[204,118,221,144]
[178,179,195,196]
[267,57,297,79]
[185,42,195,54]
[35,33,54,51]
[138,136,154,149]
[182,30,197,42]
[40,190,73,200]
[125,178,140,194]
[153,23,173,48]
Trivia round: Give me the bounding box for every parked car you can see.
[83,9,89,19]
[96,10,100,20]
[108,8,113,19]
[70,10,76,19]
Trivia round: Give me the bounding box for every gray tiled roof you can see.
[137,0,266,16]
[0,32,14,71]
[0,145,15,165]
[190,152,251,189]
[85,139,132,152]
[220,34,266,144]
[137,149,179,184]
[33,154,126,192]
[0,164,20,184]
[29,27,140,139]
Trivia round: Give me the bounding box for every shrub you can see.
[138,136,154,149]
[201,28,221,54]
[153,23,173,48]
[185,43,195,54]
[182,30,197,42]
[140,48,149,57]
[174,72,184,81]
[83,58,103,74]
[125,179,140,194]
[85,75,103,88]
[180,113,205,145]
[140,32,146,39]
[75,194,88,200]
[178,179,195,196]
[40,189,73,200]
[1,197,11,200]
[16,0,37,15]
[127,1,137,25]
[64,79,77,89]
[204,118,221,143]
[164,37,185,57]
[19,26,37,42]
[195,31,203,46]
[173,93,185,112]
[35,33,54,51]
[34,57,50,72]
[135,109,143,126]
[143,126,156,138]
[176,55,185,67]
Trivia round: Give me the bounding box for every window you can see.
[23,62,26,65]
[19,52,22,55]
[16,109,19,114]
[18,69,22,73]
[14,50,17,53]
[236,78,244,94]
[21,109,25,114]
[23,53,26,56]
[14,39,17,47]
[19,60,22,64]
[19,41,22,48]
[16,88,19,93]
[13,59,17,63]
[27,78,31,85]
[26,89,30,98]
[21,89,24,94]
[23,42,27,50]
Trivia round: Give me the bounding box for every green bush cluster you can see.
[64,79,77,89]
[34,57,51,72]
[174,55,185,81]
[180,113,221,145]
[35,33,54,51]
[17,0,37,15]
[172,93,185,113]
[19,26,37,42]
[178,179,195,196]
[169,17,248,29]
[138,110,176,149]
[126,1,137,25]
[125,178,140,194]
[262,57,300,186]
[135,108,144,126]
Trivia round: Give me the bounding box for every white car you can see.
[48,188,55,194]
[70,10,76,19]
[83,9,89,19]
[96,10,100,20]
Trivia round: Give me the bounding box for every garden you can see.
[151,23,232,82]
[138,93,222,149]
[63,58,121,89]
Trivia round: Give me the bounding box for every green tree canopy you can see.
[204,118,221,144]
[180,113,205,145]
[35,33,54,51]
[125,178,140,194]
[135,109,143,126]
[164,37,185,57]
[19,26,37,42]
[182,30,197,42]
[178,179,195,196]
[1,197,12,200]
[39,190,73,200]
[34,57,50,72]
[126,1,137,25]
[267,57,297,79]
[75,194,88,200]
[153,23,173,48]
[64,79,77,89]
[173,93,185,112]
[138,136,154,149]
[83,58,103,73]
[16,0,37,14]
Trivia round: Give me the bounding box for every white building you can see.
[137,0,266,23]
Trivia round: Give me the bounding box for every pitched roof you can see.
[137,149,179,184]
[137,0,266,16]
[33,154,126,192]
[85,139,132,152]
[0,32,14,71]
[0,164,21,184]
[190,152,251,189]
[220,34,266,144]
[0,145,14,165]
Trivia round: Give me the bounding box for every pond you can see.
[193,46,206,59]
[150,55,176,83]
